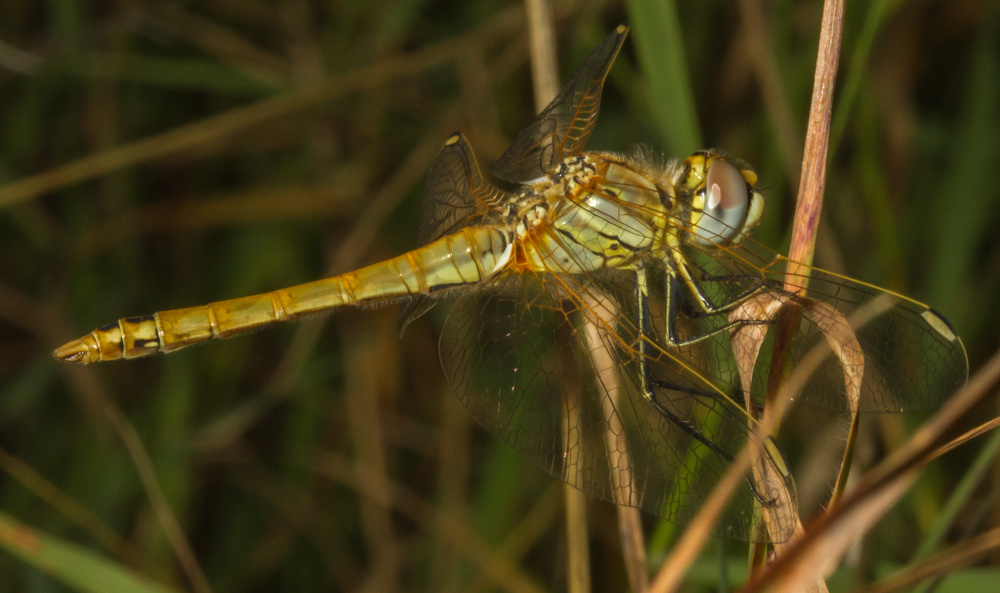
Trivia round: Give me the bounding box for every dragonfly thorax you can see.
[514,155,598,214]
[510,156,599,237]
[514,203,550,235]
[509,155,666,273]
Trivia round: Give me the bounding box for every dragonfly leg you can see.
[647,376,762,419]
[675,257,771,316]
[636,266,742,464]
[645,376,780,507]
[664,272,771,348]
[678,269,772,320]
[636,266,784,509]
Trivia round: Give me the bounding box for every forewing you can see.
[672,224,969,414]
[439,269,798,542]
[490,25,628,184]
[755,248,967,412]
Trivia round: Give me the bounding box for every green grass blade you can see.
[0,510,180,593]
[625,0,703,154]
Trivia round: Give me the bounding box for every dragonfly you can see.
[54,25,967,542]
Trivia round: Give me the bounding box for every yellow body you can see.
[55,226,509,363]
[54,147,757,365]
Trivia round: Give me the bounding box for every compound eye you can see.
[692,159,750,246]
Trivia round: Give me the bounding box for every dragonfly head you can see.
[679,151,764,250]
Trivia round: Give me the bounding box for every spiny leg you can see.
[664,271,771,348]
[635,266,780,507]
[635,266,740,463]
[677,266,772,320]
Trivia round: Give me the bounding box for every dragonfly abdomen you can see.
[53,227,511,364]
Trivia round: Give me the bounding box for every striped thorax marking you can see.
[511,154,666,274]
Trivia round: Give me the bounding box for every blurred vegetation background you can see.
[1,0,998,591]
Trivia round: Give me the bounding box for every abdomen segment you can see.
[53,227,509,364]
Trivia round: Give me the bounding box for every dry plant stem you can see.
[60,365,213,593]
[762,305,803,430]
[730,297,816,589]
[647,0,849,574]
[0,447,144,568]
[728,287,885,593]
[754,309,810,576]
[648,403,792,593]
[344,323,400,589]
[553,334,591,593]
[784,0,852,516]
[732,1,843,581]
[28,296,211,590]
[185,133,440,453]
[76,181,355,258]
[0,7,527,208]
[75,118,439,259]
[738,348,1000,593]
[616,506,650,593]
[652,291,843,591]
[856,526,1000,593]
[748,541,768,575]
[930,416,1000,459]
[459,487,562,592]
[566,23,650,590]
[582,299,648,593]
[525,0,559,111]
[311,452,548,593]
[564,484,592,593]
[522,4,593,592]
[830,409,861,504]
[736,0,803,179]
[737,0,848,278]
[784,0,844,278]
[524,0,557,137]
